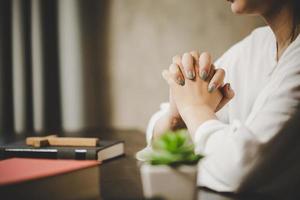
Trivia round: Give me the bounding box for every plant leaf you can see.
[146,129,204,165]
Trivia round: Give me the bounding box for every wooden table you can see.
[92,130,274,200]
[0,130,277,200]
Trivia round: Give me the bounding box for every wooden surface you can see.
[97,130,145,200]
[86,130,274,200]
[0,130,278,200]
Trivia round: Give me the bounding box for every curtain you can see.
[0,0,111,136]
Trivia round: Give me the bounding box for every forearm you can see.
[180,104,217,139]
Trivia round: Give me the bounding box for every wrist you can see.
[180,104,216,137]
[180,103,209,114]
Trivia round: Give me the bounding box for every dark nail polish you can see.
[200,71,208,80]
[208,83,216,93]
[227,83,231,90]
[178,78,185,86]
[187,71,195,79]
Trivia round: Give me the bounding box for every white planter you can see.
[140,164,198,200]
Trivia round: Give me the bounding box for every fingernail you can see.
[227,83,231,90]
[208,83,216,93]
[169,64,178,74]
[177,78,185,86]
[200,71,208,80]
[228,84,234,95]
[187,71,195,79]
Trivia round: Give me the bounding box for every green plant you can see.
[145,129,203,166]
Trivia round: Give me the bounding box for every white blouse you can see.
[138,26,300,194]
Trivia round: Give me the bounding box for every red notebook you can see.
[0,158,99,186]
[0,158,100,199]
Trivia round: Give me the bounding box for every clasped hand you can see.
[162,51,234,135]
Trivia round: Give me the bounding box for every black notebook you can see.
[0,140,125,162]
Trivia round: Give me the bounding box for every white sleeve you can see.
[145,102,170,146]
[194,68,300,192]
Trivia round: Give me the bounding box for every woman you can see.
[138,0,300,196]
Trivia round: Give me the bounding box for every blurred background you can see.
[0,0,263,136]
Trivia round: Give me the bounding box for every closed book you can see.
[0,140,124,162]
[0,158,100,200]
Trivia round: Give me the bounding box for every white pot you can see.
[140,164,198,200]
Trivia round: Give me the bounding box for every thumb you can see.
[216,83,235,112]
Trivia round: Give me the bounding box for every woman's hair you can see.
[292,0,300,41]
[293,0,300,22]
